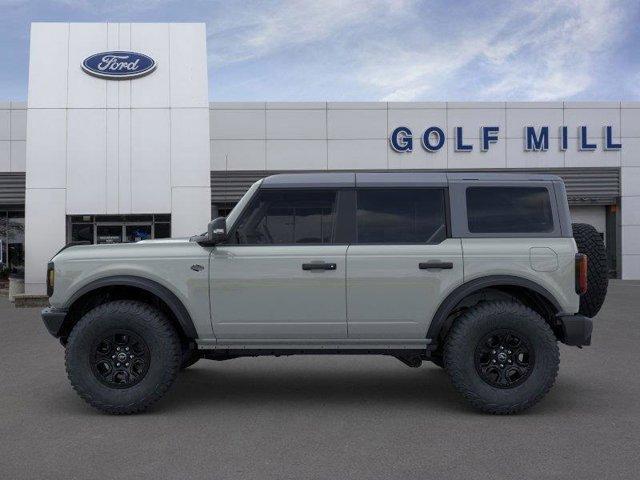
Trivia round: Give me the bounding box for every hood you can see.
[52,237,200,262]
[136,238,191,245]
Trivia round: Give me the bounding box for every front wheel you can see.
[443,301,559,414]
[180,347,201,370]
[65,300,181,414]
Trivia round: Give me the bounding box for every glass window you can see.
[98,215,125,222]
[212,203,235,219]
[67,215,171,243]
[126,215,153,223]
[356,189,447,244]
[71,224,93,243]
[0,213,6,274]
[466,187,554,233]
[226,180,262,231]
[154,223,171,239]
[126,225,151,242]
[233,190,337,245]
[69,215,93,223]
[97,225,123,244]
[4,212,25,275]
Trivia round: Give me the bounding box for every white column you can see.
[25,22,211,292]
[621,104,640,279]
[25,189,65,294]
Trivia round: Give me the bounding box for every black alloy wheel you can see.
[91,330,150,388]
[474,329,534,389]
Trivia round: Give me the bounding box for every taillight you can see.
[46,262,55,297]
[575,253,587,295]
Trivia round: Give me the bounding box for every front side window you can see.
[356,188,447,244]
[466,187,554,233]
[233,189,337,245]
[225,180,262,231]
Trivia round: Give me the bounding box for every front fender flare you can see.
[64,275,198,339]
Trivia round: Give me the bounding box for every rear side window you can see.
[233,189,337,244]
[356,188,447,244]
[466,187,554,233]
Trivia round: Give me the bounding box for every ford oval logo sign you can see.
[82,51,156,80]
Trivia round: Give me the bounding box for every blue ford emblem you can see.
[82,51,156,80]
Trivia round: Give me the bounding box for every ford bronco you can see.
[41,172,607,414]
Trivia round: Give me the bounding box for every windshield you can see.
[224,180,262,230]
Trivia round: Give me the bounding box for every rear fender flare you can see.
[426,275,562,341]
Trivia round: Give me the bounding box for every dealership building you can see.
[1,22,640,294]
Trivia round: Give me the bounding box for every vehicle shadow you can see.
[47,359,592,417]
[160,361,598,416]
[160,361,470,413]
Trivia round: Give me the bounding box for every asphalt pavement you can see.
[1,280,639,479]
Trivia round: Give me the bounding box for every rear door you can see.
[346,187,463,339]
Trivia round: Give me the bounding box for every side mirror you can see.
[207,217,227,244]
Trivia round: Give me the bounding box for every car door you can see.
[346,187,463,339]
[210,188,348,340]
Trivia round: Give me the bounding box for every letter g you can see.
[390,126,413,152]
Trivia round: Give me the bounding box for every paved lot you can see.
[1,281,640,479]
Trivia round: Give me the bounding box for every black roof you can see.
[261,171,562,188]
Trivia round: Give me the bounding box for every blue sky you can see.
[1,0,639,101]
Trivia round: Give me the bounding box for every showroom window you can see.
[67,215,171,244]
[212,203,235,219]
[356,189,447,244]
[0,210,25,277]
[232,190,337,245]
[466,187,554,233]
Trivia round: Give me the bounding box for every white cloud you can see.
[209,0,629,101]
[358,0,627,101]
[208,0,411,66]
[31,0,174,11]
[480,0,625,100]
[10,0,628,101]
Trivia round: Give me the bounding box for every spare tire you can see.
[572,223,608,317]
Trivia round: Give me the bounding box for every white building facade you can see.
[0,22,639,293]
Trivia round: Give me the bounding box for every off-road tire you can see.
[444,301,559,414]
[430,354,444,368]
[65,300,181,414]
[572,222,608,318]
[180,348,201,370]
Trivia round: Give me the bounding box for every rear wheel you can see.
[430,354,444,368]
[572,222,608,318]
[65,300,181,414]
[444,301,559,414]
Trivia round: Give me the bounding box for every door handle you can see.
[302,262,337,271]
[419,261,453,270]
